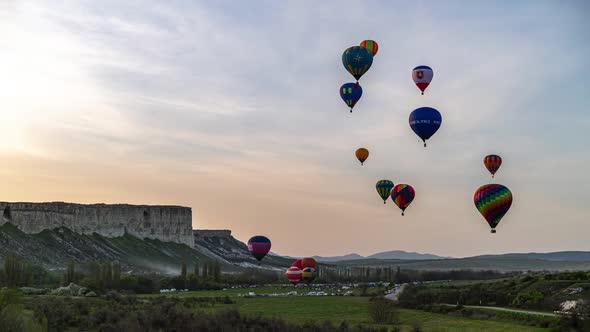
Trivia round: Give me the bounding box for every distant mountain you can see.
[474,251,590,262]
[314,251,445,262]
[368,250,446,260]
[313,254,364,262]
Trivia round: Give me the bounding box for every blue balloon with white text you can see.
[409,107,442,147]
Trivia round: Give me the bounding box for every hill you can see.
[0,223,290,274]
[475,251,590,262]
[314,250,445,262]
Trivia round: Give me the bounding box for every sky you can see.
[1,0,589,258]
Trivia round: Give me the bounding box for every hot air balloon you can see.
[291,259,303,270]
[412,66,433,95]
[376,180,394,204]
[340,83,363,112]
[391,184,415,216]
[286,267,302,286]
[302,267,316,283]
[360,40,379,56]
[355,148,369,165]
[484,155,502,178]
[474,184,513,233]
[342,46,373,81]
[301,257,317,270]
[409,107,442,147]
[247,236,271,262]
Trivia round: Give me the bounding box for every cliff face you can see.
[0,202,193,246]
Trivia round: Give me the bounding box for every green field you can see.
[152,287,551,331]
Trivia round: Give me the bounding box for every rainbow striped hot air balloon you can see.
[376,180,395,204]
[474,184,513,233]
[247,236,271,262]
[391,184,415,216]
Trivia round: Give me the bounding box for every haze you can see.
[1,1,589,258]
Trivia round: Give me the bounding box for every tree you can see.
[202,263,209,279]
[181,261,187,280]
[3,255,32,288]
[64,260,76,285]
[194,261,200,277]
[212,262,221,282]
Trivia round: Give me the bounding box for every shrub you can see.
[368,297,398,324]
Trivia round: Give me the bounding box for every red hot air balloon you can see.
[483,155,502,178]
[301,257,317,269]
[291,259,303,269]
[412,66,433,95]
[286,267,302,286]
[247,236,271,262]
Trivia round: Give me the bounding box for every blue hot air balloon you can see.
[409,107,442,147]
[342,46,373,81]
[340,83,363,112]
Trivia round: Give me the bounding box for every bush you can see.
[368,297,398,324]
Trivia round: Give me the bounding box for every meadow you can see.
[151,286,553,331]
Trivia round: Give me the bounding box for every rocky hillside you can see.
[193,232,293,269]
[0,223,291,274]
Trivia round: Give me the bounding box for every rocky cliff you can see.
[0,202,193,246]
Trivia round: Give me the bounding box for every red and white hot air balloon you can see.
[412,65,433,95]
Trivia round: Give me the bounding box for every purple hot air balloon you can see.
[247,235,272,262]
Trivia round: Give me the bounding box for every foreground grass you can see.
[153,288,550,331]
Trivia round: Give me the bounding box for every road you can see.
[441,304,559,317]
[384,284,406,301]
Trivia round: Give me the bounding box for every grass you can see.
[152,287,551,331]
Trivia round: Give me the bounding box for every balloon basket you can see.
[491,229,496,234]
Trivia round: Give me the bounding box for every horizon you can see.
[1,1,589,258]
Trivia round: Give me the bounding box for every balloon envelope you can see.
[484,155,502,178]
[342,46,373,81]
[474,184,513,233]
[302,267,316,283]
[247,236,271,261]
[412,65,433,94]
[340,83,363,111]
[409,107,442,147]
[286,267,302,285]
[301,257,317,269]
[291,259,303,269]
[360,40,379,56]
[376,180,395,203]
[355,148,369,165]
[391,184,415,215]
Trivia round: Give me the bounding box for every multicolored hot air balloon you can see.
[412,65,433,95]
[247,236,271,262]
[484,155,502,178]
[376,180,394,204]
[301,257,317,270]
[409,107,442,147]
[340,83,363,112]
[291,259,303,270]
[474,184,513,233]
[302,267,316,283]
[391,184,415,216]
[355,148,369,165]
[286,267,302,286]
[342,46,373,81]
[360,40,379,56]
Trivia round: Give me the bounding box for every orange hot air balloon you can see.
[301,257,317,269]
[483,154,502,178]
[355,148,369,165]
